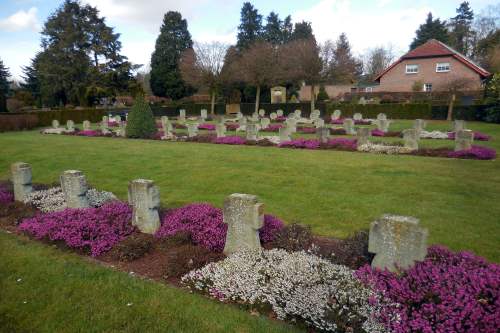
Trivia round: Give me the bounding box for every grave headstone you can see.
[52,119,60,129]
[332,110,342,120]
[83,120,91,131]
[377,113,387,121]
[369,214,428,272]
[285,118,297,133]
[66,120,75,131]
[353,113,363,121]
[260,117,271,129]
[279,127,291,142]
[314,118,325,128]
[403,128,419,150]
[10,162,32,201]
[258,109,266,117]
[216,123,226,138]
[343,118,356,135]
[270,112,277,120]
[102,116,108,124]
[455,129,473,151]
[376,119,390,133]
[294,110,301,118]
[246,123,258,141]
[413,119,426,133]
[317,127,330,144]
[179,109,186,123]
[223,193,264,255]
[200,109,208,120]
[276,109,284,117]
[453,120,466,132]
[128,179,160,234]
[187,123,199,138]
[356,127,371,146]
[60,170,89,208]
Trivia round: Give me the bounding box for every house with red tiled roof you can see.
[374,39,491,92]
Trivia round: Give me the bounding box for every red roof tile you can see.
[374,39,491,81]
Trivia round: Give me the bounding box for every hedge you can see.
[324,103,433,119]
[0,114,38,132]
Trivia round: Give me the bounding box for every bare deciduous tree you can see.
[283,38,323,111]
[437,75,475,120]
[180,41,229,114]
[229,41,283,113]
[363,45,395,81]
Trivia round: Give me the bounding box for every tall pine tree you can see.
[326,33,362,84]
[0,59,11,112]
[236,2,263,50]
[449,1,475,55]
[291,21,315,41]
[410,13,449,49]
[263,12,282,45]
[150,11,193,99]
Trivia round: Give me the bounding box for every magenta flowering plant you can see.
[325,138,358,151]
[330,118,344,125]
[261,124,283,132]
[155,203,284,252]
[448,131,491,141]
[18,201,134,256]
[371,129,385,137]
[75,130,102,137]
[213,136,246,145]
[198,123,216,131]
[275,116,286,122]
[448,145,496,160]
[278,138,320,149]
[297,127,316,134]
[0,184,14,204]
[355,245,500,333]
[107,121,120,127]
[354,119,372,125]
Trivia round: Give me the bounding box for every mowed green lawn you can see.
[0,120,499,261]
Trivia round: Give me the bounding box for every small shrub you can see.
[321,231,373,269]
[164,244,225,278]
[126,94,157,139]
[316,85,329,102]
[274,223,313,252]
[110,232,154,261]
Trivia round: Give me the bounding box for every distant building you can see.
[374,39,491,92]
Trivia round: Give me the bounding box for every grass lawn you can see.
[0,120,499,261]
[0,231,299,333]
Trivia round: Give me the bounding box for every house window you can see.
[436,62,450,72]
[406,64,419,74]
[365,87,373,92]
[424,83,432,92]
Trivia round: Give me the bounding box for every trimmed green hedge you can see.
[33,109,108,126]
[325,103,433,119]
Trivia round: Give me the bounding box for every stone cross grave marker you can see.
[128,179,160,234]
[258,109,266,117]
[455,129,473,151]
[187,123,199,138]
[279,127,290,142]
[83,120,91,130]
[369,214,428,272]
[246,123,258,141]
[216,123,226,138]
[413,119,426,134]
[60,170,89,208]
[377,113,387,121]
[403,129,419,150]
[294,110,301,118]
[356,127,371,146]
[270,112,277,120]
[276,109,284,117]
[332,110,341,120]
[260,117,270,129]
[66,120,75,131]
[343,118,356,135]
[376,119,390,133]
[353,113,363,121]
[10,162,32,201]
[317,127,330,144]
[200,109,208,120]
[223,193,264,255]
[453,120,466,132]
[52,119,60,129]
[314,118,325,128]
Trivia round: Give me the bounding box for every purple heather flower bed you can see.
[275,116,286,122]
[75,130,102,137]
[279,138,321,149]
[155,203,284,252]
[354,119,371,125]
[261,124,283,132]
[225,123,239,131]
[330,118,344,124]
[213,136,246,145]
[448,145,496,160]
[326,138,358,151]
[278,138,357,151]
[198,123,216,131]
[0,185,14,204]
[371,129,385,137]
[18,201,134,256]
[107,121,120,127]
[448,131,491,141]
[356,245,500,333]
[298,126,316,134]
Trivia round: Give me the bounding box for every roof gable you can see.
[374,39,491,81]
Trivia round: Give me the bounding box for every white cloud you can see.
[293,0,432,57]
[83,0,209,32]
[0,7,40,32]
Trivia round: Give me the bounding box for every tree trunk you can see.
[310,84,315,113]
[447,93,456,121]
[210,91,216,115]
[255,85,261,114]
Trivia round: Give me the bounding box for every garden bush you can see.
[356,245,500,333]
[183,249,385,333]
[273,223,313,252]
[109,232,155,261]
[164,244,225,278]
[155,203,284,252]
[18,201,134,256]
[126,95,157,139]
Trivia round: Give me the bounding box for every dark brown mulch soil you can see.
[0,201,38,231]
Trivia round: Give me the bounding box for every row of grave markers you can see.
[10,162,428,272]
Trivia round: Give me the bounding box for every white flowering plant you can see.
[419,130,449,139]
[24,187,117,212]
[182,249,386,333]
[357,142,413,155]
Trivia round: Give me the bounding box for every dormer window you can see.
[436,62,450,72]
[406,64,419,74]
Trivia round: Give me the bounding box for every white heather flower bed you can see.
[357,142,414,155]
[24,187,117,212]
[419,130,449,139]
[182,249,386,332]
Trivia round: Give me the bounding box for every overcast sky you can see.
[0,0,496,80]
